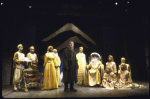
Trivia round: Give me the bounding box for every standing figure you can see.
[13,44,25,91]
[53,49,62,86]
[76,47,87,85]
[63,41,78,92]
[43,46,58,90]
[115,57,145,89]
[102,66,117,89]
[106,55,117,74]
[27,46,38,70]
[86,52,104,86]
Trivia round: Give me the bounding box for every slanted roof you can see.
[42,23,96,45]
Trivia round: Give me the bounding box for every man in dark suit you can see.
[63,41,78,92]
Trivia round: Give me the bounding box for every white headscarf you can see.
[54,52,58,60]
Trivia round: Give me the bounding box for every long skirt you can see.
[43,63,58,89]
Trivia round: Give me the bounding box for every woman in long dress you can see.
[42,46,58,90]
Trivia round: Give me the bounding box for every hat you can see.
[79,47,83,49]
[90,52,101,60]
[121,57,126,61]
[47,46,53,51]
[53,49,57,52]
[17,44,23,48]
[29,46,34,50]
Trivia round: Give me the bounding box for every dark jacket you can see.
[63,47,78,83]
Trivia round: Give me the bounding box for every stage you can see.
[2,80,149,98]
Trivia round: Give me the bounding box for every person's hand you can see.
[86,66,88,70]
[32,60,36,63]
[55,65,59,68]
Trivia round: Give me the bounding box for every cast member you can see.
[27,46,38,70]
[106,55,117,74]
[76,47,87,85]
[86,52,104,86]
[53,49,62,86]
[102,66,117,89]
[43,46,58,90]
[115,57,145,89]
[63,41,78,92]
[13,44,25,91]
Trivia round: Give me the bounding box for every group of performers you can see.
[13,41,145,92]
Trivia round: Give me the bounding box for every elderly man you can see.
[86,52,104,86]
[63,41,78,92]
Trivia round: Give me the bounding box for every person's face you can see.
[30,48,34,53]
[121,59,125,63]
[106,68,110,73]
[50,47,53,51]
[108,56,112,61]
[79,49,83,52]
[19,46,23,51]
[54,51,57,54]
[69,42,74,48]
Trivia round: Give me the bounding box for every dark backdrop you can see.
[2,0,148,85]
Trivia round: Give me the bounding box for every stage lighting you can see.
[115,2,118,5]
[127,1,129,3]
[125,10,127,11]
[29,6,32,8]
[1,3,3,5]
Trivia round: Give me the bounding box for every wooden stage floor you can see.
[2,80,149,98]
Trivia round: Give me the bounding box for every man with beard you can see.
[86,52,104,86]
[63,41,78,92]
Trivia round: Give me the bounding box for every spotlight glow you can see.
[29,6,32,8]
[1,3,3,5]
[127,1,129,3]
[115,2,118,5]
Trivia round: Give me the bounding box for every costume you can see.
[106,55,117,74]
[43,46,58,90]
[63,47,78,90]
[27,46,38,70]
[102,66,117,89]
[115,57,145,89]
[53,49,62,86]
[13,44,25,91]
[76,47,87,85]
[86,52,104,86]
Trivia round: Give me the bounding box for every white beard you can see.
[91,58,98,66]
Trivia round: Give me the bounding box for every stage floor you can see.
[2,80,149,98]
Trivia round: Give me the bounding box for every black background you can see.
[1,0,148,85]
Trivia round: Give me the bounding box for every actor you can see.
[63,41,78,92]
[53,49,62,86]
[27,46,38,70]
[86,52,104,86]
[76,47,87,85]
[102,66,117,89]
[106,55,117,74]
[115,57,145,89]
[43,46,58,90]
[13,44,25,91]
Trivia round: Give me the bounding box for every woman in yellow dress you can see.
[43,46,58,90]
